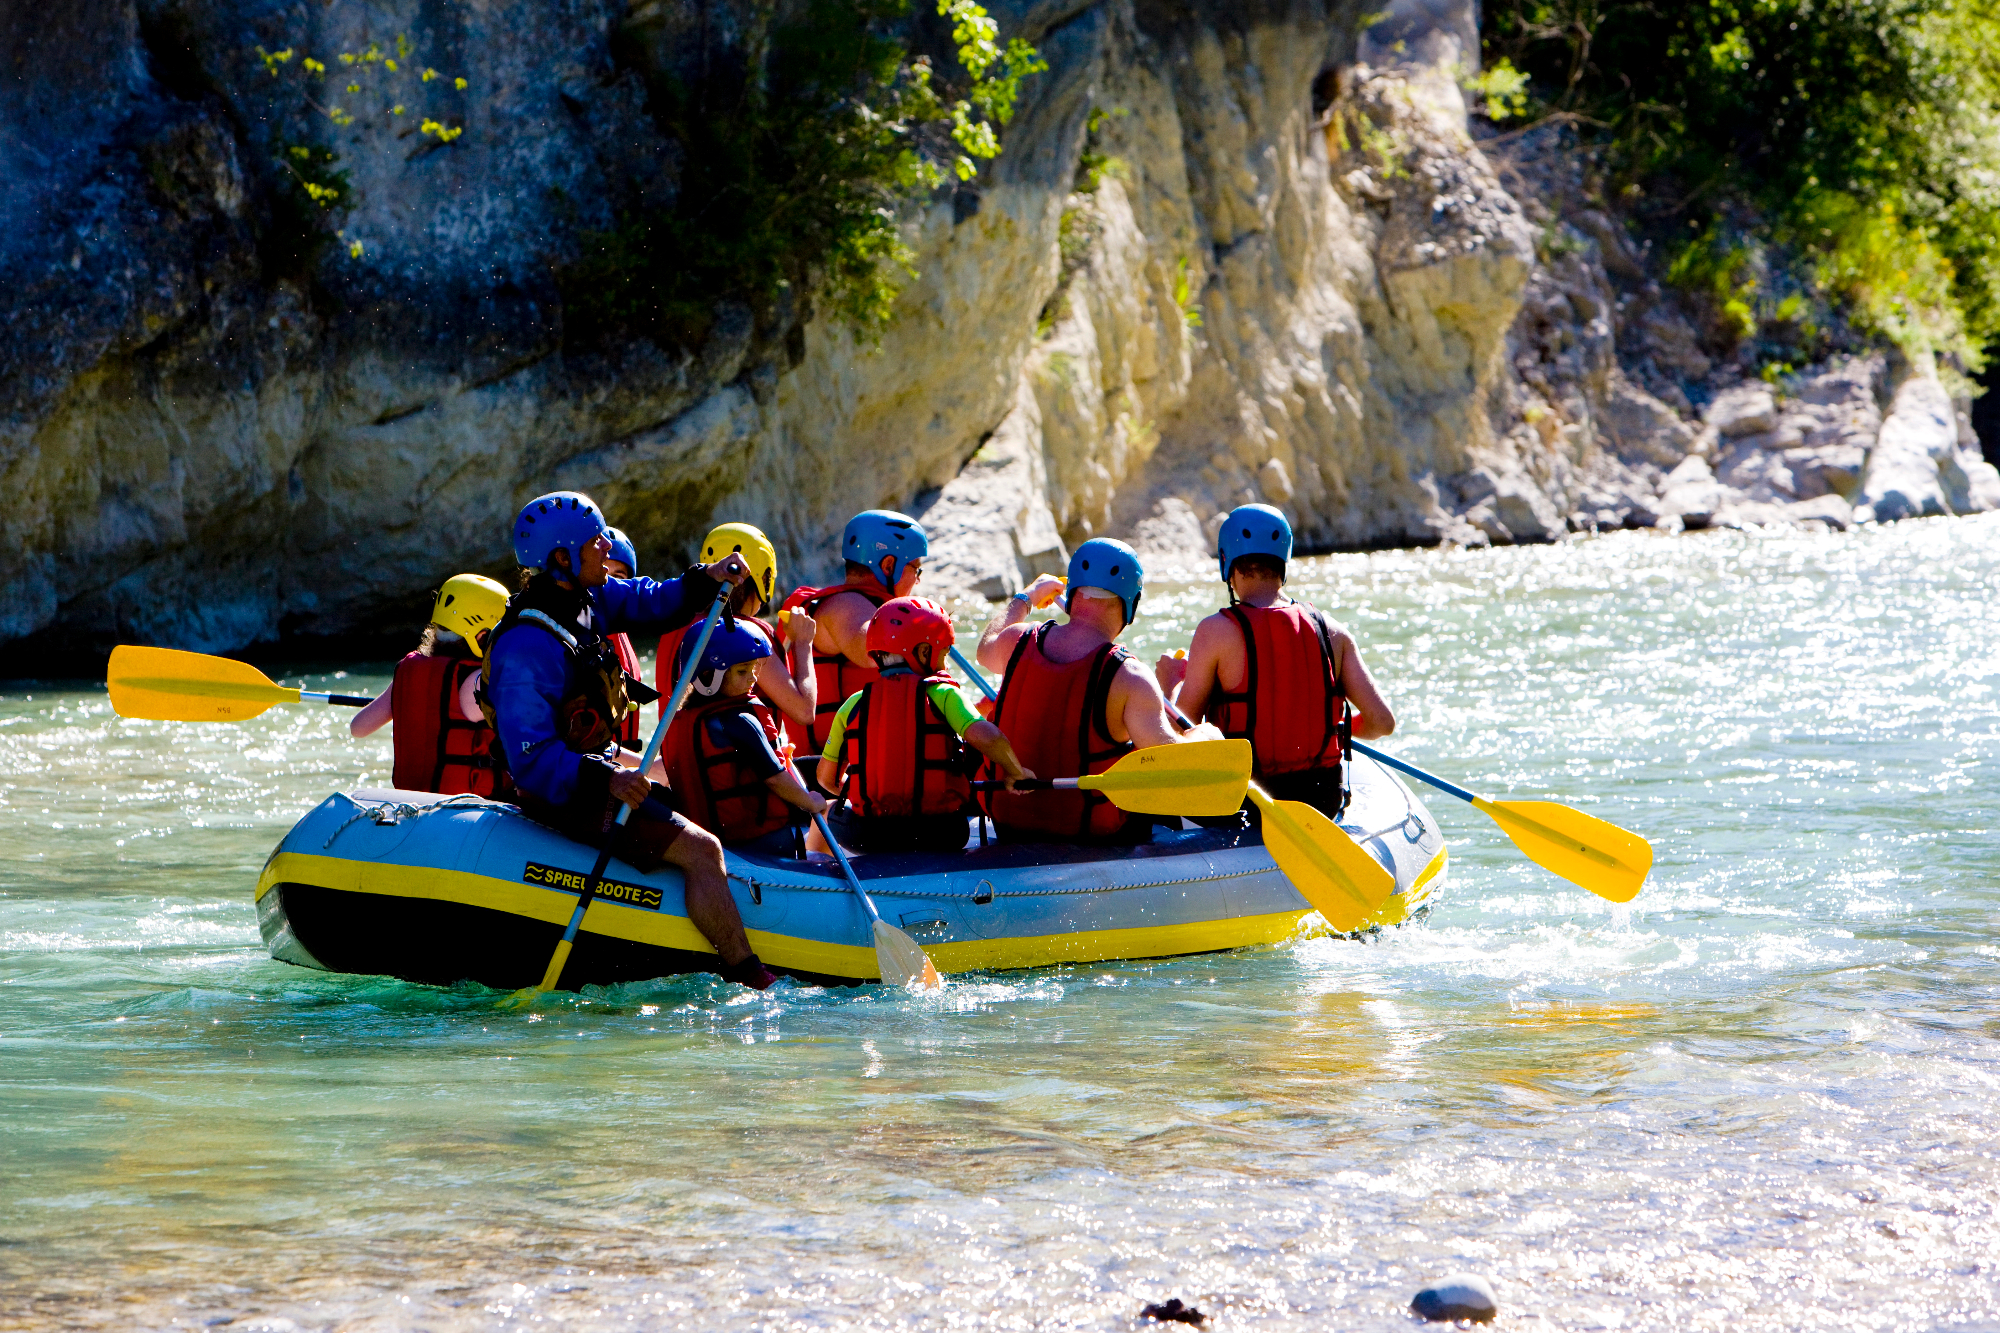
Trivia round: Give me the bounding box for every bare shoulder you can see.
[1113,652,1165,696]
[1191,610,1242,647]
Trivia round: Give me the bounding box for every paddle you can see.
[970,738,1250,816]
[108,645,374,722]
[807,803,942,989]
[951,644,1388,926]
[514,588,731,1001]
[1349,740,1652,903]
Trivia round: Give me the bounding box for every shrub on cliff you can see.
[564,0,1042,349]
[1483,0,2000,377]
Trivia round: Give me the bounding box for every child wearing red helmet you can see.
[814,597,1031,854]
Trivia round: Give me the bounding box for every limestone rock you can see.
[1600,372,1696,466]
[1707,383,1779,438]
[1657,455,1724,529]
[1856,371,1961,522]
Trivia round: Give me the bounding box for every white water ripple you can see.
[0,516,1996,1330]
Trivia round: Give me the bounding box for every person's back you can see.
[987,616,1134,840]
[1157,504,1395,819]
[976,539,1204,844]
[349,573,510,798]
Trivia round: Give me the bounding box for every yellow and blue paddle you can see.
[514,588,731,1001]
[1348,740,1652,902]
[948,644,1388,931]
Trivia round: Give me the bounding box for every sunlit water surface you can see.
[3,518,1998,1330]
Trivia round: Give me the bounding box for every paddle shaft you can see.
[535,588,731,992]
[949,644,997,701]
[1348,739,1478,804]
[302,691,375,707]
[971,778,1078,791]
[808,808,886,925]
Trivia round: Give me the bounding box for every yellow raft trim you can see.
[1364,845,1447,928]
[256,851,1319,982]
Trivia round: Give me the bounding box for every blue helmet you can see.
[1217,503,1293,583]
[1066,537,1143,626]
[843,510,928,590]
[604,526,638,576]
[513,491,607,574]
[675,618,774,697]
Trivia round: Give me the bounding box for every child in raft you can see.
[350,573,512,797]
[660,618,830,851]
[815,596,1032,854]
[657,523,818,734]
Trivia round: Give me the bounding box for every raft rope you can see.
[322,792,508,849]
[725,862,1268,901]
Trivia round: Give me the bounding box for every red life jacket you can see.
[777,575,893,757]
[606,632,641,746]
[838,672,973,818]
[661,694,792,843]
[985,621,1134,840]
[655,615,777,704]
[390,651,505,797]
[1203,602,1348,777]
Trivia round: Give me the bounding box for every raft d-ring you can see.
[1400,813,1427,843]
[973,879,995,905]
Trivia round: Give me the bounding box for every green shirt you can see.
[819,677,982,766]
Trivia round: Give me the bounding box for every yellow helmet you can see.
[430,573,510,657]
[701,522,779,608]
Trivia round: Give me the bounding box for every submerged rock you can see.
[1410,1273,1498,1324]
[1139,1296,1206,1325]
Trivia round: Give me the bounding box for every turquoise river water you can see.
[3,517,1998,1331]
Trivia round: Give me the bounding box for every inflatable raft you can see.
[255,752,1448,989]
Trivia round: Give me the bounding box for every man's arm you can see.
[976,573,1064,672]
[1111,658,1182,749]
[1168,613,1236,722]
[595,555,751,637]
[1334,632,1396,740]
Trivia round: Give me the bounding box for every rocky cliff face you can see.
[3,0,1995,661]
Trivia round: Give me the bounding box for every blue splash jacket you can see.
[486,570,721,809]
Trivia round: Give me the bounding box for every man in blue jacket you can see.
[484,491,774,989]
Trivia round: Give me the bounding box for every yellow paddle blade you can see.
[1474,797,1653,903]
[874,920,942,988]
[1077,738,1252,816]
[107,645,301,723]
[1247,784,1396,933]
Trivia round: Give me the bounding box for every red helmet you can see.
[866,596,955,674]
